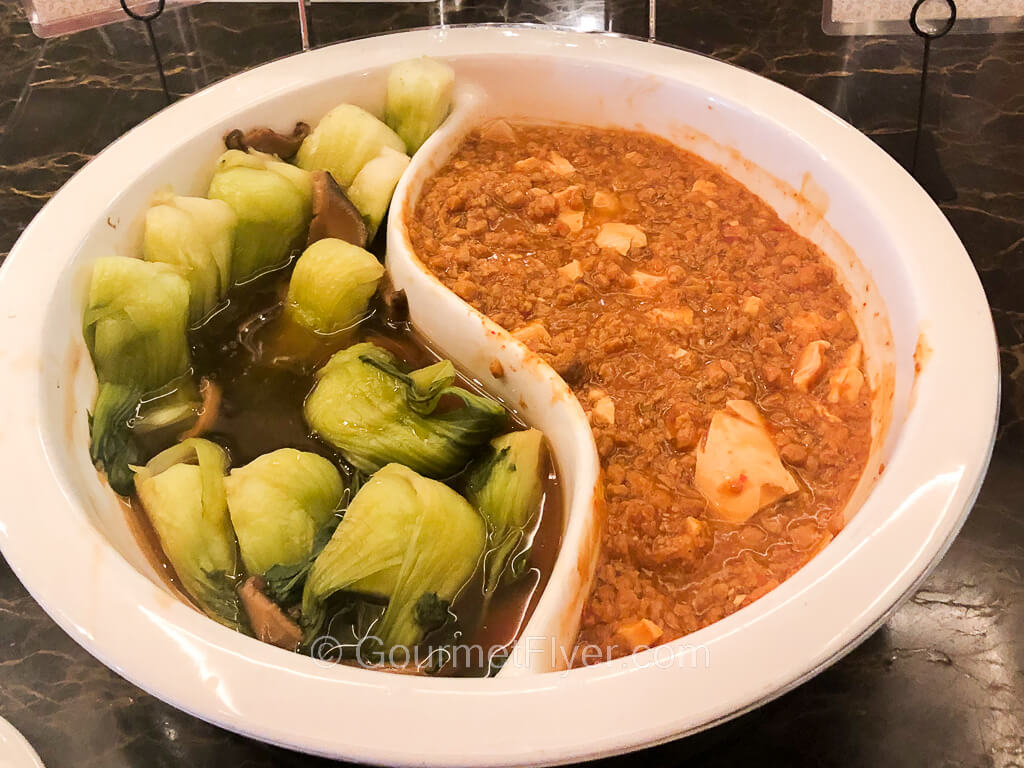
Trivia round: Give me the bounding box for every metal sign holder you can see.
[867,0,958,201]
[118,0,317,104]
[120,0,172,104]
[910,0,956,175]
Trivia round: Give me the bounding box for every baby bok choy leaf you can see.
[133,438,242,629]
[83,256,192,494]
[224,448,344,581]
[130,376,203,436]
[285,238,384,335]
[463,429,547,593]
[143,192,237,325]
[84,257,192,389]
[295,104,406,188]
[304,342,507,478]
[88,383,143,494]
[207,149,312,284]
[261,514,341,608]
[384,57,456,154]
[345,146,410,242]
[301,463,486,651]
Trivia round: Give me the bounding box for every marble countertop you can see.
[1,1,1022,765]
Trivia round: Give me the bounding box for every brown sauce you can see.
[124,496,186,595]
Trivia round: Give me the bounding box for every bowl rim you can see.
[0,24,998,767]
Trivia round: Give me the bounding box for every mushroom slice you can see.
[380,277,410,328]
[596,223,647,255]
[828,341,865,403]
[694,400,799,524]
[179,378,221,441]
[224,122,311,160]
[793,340,831,392]
[307,170,368,248]
[239,576,302,651]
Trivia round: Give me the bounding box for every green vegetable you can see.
[133,438,241,628]
[384,57,455,153]
[285,238,384,334]
[224,448,344,576]
[294,104,406,187]
[304,342,507,477]
[301,463,486,649]
[463,429,547,593]
[84,256,192,388]
[130,375,202,436]
[262,515,341,607]
[83,256,192,494]
[345,146,410,241]
[207,149,313,284]
[88,383,143,494]
[143,192,237,325]
[413,592,451,635]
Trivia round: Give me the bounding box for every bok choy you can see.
[83,256,192,494]
[142,192,237,325]
[207,149,312,284]
[224,448,343,577]
[294,104,406,188]
[301,463,485,649]
[384,57,456,154]
[345,146,410,241]
[285,238,384,334]
[463,429,547,593]
[133,438,241,628]
[304,343,507,478]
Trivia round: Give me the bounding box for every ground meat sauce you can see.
[408,122,872,663]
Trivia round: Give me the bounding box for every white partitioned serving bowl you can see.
[0,26,997,767]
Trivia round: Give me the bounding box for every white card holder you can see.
[21,0,198,37]
[823,0,1024,35]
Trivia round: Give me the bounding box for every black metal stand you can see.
[120,0,172,105]
[603,0,656,39]
[297,0,315,51]
[872,0,957,202]
[910,0,956,174]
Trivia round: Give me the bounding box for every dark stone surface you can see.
[0,1,1021,766]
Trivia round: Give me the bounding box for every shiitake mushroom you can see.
[306,170,368,248]
[224,121,311,160]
